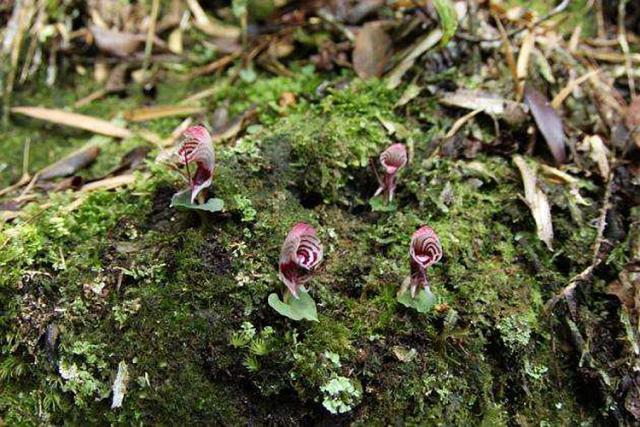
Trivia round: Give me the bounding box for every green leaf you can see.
[268,287,318,321]
[397,287,436,314]
[170,191,224,213]
[369,196,397,212]
[433,0,458,45]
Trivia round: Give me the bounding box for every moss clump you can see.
[271,79,400,205]
[1,70,605,425]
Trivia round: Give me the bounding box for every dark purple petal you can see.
[177,125,215,203]
[279,223,323,298]
[380,143,407,175]
[409,226,442,297]
[374,143,407,202]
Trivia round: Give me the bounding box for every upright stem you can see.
[283,288,291,304]
[369,158,382,186]
[183,152,193,189]
[142,0,160,79]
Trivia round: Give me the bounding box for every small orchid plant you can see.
[168,125,223,212]
[268,223,324,321]
[398,226,443,313]
[372,143,408,204]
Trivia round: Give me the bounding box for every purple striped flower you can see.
[278,223,323,298]
[177,125,215,203]
[374,143,407,202]
[409,226,443,297]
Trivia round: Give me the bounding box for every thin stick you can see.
[617,0,636,99]
[142,0,160,77]
[3,4,29,126]
[369,158,382,186]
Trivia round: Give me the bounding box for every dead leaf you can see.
[111,361,129,409]
[168,27,183,54]
[392,345,418,362]
[353,22,391,79]
[395,83,422,107]
[513,155,554,250]
[105,63,128,93]
[98,146,151,179]
[347,0,384,23]
[279,92,296,109]
[578,135,610,178]
[626,97,640,130]
[515,30,536,99]
[11,106,132,138]
[80,174,136,193]
[123,105,205,122]
[445,109,483,138]
[524,87,566,163]
[551,69,600,109]
[212,105,257,143]
[440,89,527,116]
[90,24,144,57]
[185,0,240,39]
[607,280,635,310]
[386,29,442,89]
[38,145,100,180]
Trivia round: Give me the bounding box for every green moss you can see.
[1,69,606,424]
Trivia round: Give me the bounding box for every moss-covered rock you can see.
[0,70,605,425]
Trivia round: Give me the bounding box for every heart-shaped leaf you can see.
[268,287,318,321]
[170,191,224,213]
[397,287,436,313]
[369,196,397,212]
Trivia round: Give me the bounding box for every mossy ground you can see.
[1,65,605,424]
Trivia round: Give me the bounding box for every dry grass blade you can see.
[495,14,518,95]
[80,174,136,193]
[515,30,535,100]
[445,109,483,138]
[513,155,554,250]
[353,22,392,79]
[124,105,205,122]
[551,69,600,109]
[11,106,132,138]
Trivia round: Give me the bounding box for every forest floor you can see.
[1,0,640,425]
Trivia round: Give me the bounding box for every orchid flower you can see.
[408,226,443,298]
[177,125,215,203]
[278,223,323,299]
[373,143,407,202]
